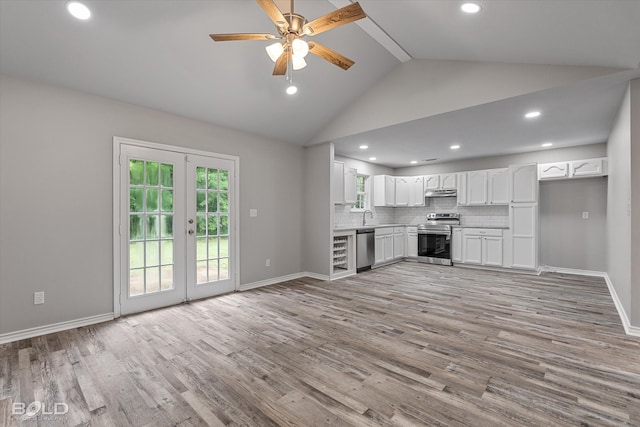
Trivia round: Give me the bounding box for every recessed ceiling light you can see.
[541,142,553,147]
[525,111,541,119]
[359,145,368,150]
[461,3,481,14]
[450,144,461,150]
[410,160,418,164]
[286,85,297,95]
[369,157,376,161]
[66,1,91,20]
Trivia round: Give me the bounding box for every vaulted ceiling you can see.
[1,0,639,167]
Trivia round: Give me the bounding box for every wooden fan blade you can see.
[303,2,366,36]
[273,51,289,75]
[256,0,288,30]
[210,33,277,42]
[308,42,354,70]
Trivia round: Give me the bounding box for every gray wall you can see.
[607,79,640,328]
[539,178,607,271]
[303,143,332,277]
[0,74,305,335]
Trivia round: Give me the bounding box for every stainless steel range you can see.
[417,212,460,266]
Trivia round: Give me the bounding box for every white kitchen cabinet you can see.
[409,176,425,206]
[344,167,358,205]
[457,172,468,206]
[332,161,345,204]
[374,227,394,265]
[395,177,410,206]
[571,158,607,177]
[424,175,440,190]
[462,228,503,266]
[452,227,463,262]
[374,175,396,207]
[510,203,537,270]
[538,162,569,180]
[440,173,457,190]
[407,226,418,258]
[425,173,456,190]
[393,226,405,259]
[510,164,538,203]
[467,170,488,205]
[488,168,509,205]
[463,235,483,264]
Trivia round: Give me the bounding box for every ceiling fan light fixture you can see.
[266,42,284,62]
[66,1,91,20]
[286,85,298,95]
[292,54,307,70]
[292,39,309,58]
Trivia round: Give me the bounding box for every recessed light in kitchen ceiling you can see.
[66,1,91,20]
[450,144,461,150]
[410,160,418,164]
[369,157,376,161]
[461,3,482,14]
[525,111,541,119]
[541,142,553,148]
[359,145,368,150]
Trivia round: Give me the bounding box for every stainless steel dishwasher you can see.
[356,228,375,272]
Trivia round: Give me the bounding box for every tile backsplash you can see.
[334,197,509,228]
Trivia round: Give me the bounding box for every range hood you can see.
[425,189,457,198]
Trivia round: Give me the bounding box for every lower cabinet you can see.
[393,226,405,259]
[461,228,503,267]
[452,227,463,262]
[374,228,394,265]
[407,226,418,258]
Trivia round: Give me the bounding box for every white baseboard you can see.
[542,266,639,337]
[239,271,330,291]
[0,313,114,345]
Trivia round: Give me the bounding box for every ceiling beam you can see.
[328,0,411,63]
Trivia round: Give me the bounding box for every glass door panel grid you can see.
[195,167,230,285]
[129,159,175,296]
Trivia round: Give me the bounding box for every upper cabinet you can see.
[510,164,538,203]
[374,175,396,207]
[333,161,358,205]
[394,176,410,206]
[424,173,456,190]
[458,168,508,206]
[332,161,345,204]
[488,168,509,205]
[467,170,488,205]
[408,176,425,206]
[539,157,608,181]
[344,167,358,205]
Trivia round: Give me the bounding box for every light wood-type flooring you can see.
[1,262,639,426]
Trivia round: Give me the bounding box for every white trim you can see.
[303,272,331,281]
[112,136,240,318]
[543,266,639,337]
[0,313,114,345]
[240,273,308,291]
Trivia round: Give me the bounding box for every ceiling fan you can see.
[209,0,366,76]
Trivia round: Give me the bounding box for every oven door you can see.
[417,231,451,261]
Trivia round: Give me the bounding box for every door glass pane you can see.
[128,157,175,297]
[195,166,231,285]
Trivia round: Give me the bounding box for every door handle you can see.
[188,229,194,235]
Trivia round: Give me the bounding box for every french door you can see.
[115,139,237,316]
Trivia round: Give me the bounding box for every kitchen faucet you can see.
[362,209,373,226]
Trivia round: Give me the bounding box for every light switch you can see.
[250,209,258,217]
[582,211,589,219]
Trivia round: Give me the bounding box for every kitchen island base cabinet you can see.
[332,232,356,279]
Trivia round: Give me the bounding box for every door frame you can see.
[112,136,240,318]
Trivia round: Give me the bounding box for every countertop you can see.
[334,224,510,231]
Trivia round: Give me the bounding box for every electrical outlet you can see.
[34,291,45,305]
[250,209,258,217]
[266,259,270,267]
[582,211,589,219]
